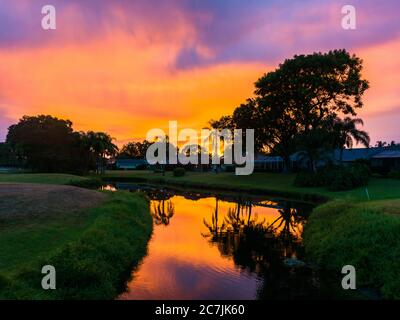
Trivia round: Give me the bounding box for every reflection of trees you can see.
[224,201,265,232]
[146,189,174,201]
[152,200,175,226]
[266,206,306,241]
[203,198,319,299]
[203,198,226,235]
[203,199,276,273]
[149,189,175,226]
[204,198,266,235]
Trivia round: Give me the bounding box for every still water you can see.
[105,183,330,299]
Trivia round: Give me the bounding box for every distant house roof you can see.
[117,159,148,163]
[255,147,400,164]
[332,147,385,162]
[372,150,400,159]
[254,152,301,162]
[116,159,148,169]
[254,154,283,162]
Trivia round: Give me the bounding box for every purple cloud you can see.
[175,0,400,68]
[0,0,399,68]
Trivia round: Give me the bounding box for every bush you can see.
[388,170,400,180]
[304,200,400,298]
[173,167,185,177]
[327,163,370,191]
[294,163,371,191]
[327,171,352,191]
[68,178,103,189]
[350,162,371,184]
[294,171,325,187]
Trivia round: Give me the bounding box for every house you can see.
[331,147,385,164]
[371,150,400,173]
[115,159,149,170]
[254,153,299,172]
[254,146,400,172]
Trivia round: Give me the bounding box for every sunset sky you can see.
[0,0,399,145]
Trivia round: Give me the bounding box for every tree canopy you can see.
[5,115,117,174]
[210,49,370,171]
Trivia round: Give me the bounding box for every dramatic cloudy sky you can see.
[0,0,399,144]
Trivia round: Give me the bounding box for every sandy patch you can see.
[0,183,107,220]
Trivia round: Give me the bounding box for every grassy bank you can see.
[304,200,400,298]
[0,189,152,299]
[0,173,88,185]
[102,170,400,201]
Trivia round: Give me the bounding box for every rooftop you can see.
[372,150,400,159]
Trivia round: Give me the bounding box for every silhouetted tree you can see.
[6,115,77,172]
[211,50,369,171]
[83,131,118,174]
[295,127,334,173]
[375,140,399,149]
[332,117,370,163]
[118,140,151,159]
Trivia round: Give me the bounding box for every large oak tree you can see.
[211,49,369,171]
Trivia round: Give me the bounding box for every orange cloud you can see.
[355,39,400,142]
[0,29,266,143]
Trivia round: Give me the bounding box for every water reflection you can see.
[150,190,175,226]
[109,183,325,299]
[201,199,318,299]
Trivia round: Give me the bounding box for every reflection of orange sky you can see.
[120,196,300,300]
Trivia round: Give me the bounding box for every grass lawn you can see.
[0,173,88,185]
[0,183,152,299]
[304,200,400,298]
[102,170,400,202]
[0,184,107,276]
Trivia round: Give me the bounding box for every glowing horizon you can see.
[0,0,399,146]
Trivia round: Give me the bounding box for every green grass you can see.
[0,191,152,300]
[0,173,88,185]
[0,212,99,276]
[304,200,400,299]
[102,170,400,201]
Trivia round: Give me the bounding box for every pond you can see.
[104,182,336,300]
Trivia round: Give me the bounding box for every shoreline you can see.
[102,174,331,204]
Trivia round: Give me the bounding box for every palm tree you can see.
[83,131,118,174]
[334,117,370,164]
[375,141,387,148]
